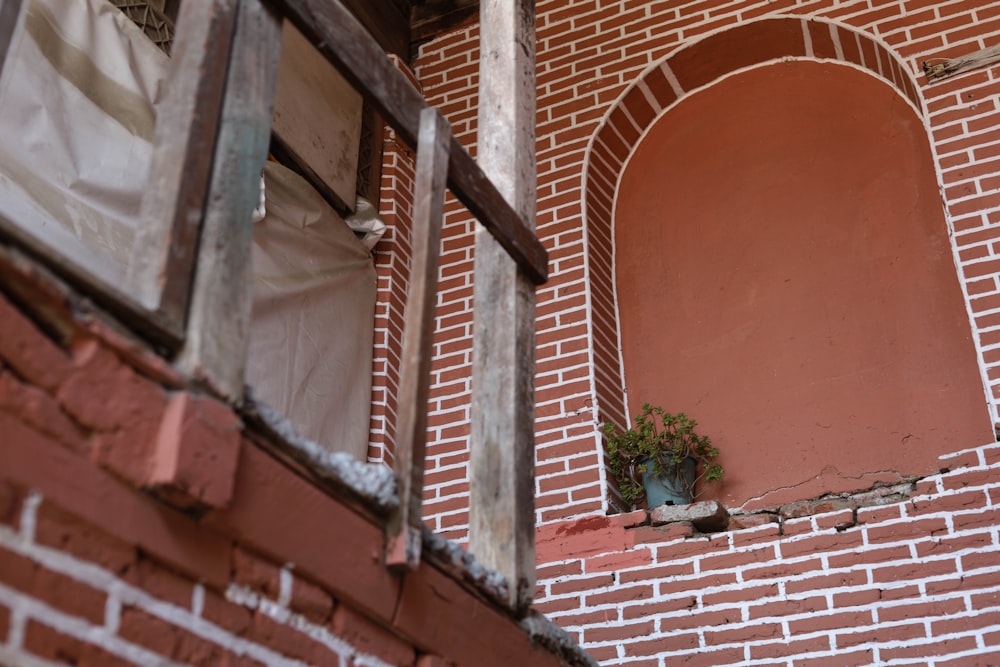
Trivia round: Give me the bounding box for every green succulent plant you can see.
[602,403,724,507]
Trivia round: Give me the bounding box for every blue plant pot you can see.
[642,456,696,507]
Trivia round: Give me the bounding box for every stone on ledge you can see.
[650,500,729,533]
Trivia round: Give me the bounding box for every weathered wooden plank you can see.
[272,20,363,211]
[127,0,238,325]
[468,0,538,613]
[0,0,23,78]
[448,144,546,285]
[0,230,184,349]
[276,0,547,285]
[386,107,452,569]
[175,0,281,401]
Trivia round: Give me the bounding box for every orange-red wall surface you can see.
[615,60,992,509]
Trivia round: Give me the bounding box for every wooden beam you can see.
[468,0,537,613]
[127,0,238,325]
[341,0,409,59]
[410,0,479,47]
[175,0,282,401]
[276,0,547,285]
[0,0,23,77]
[386,107,452,569]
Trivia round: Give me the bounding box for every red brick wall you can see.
[533,443,1000,664]
[0,288,576,667]
[402,0,1000,663]
[371,124,417,467]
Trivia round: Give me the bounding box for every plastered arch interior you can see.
[584,17,993,510]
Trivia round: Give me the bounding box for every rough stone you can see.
[650,500,729,533]
[149,393,242,510]
[779,497,857,519]
[728,512,780,530]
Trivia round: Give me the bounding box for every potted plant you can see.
[602,403,724,508]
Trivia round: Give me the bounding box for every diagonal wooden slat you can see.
[386,107,452,570]
[276,0,548,285]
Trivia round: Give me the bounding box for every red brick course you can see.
[5,1,1000,666]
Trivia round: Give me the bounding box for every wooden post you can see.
[469,0,538,612]
[0,0,22,78]
[127,0,238,325]
[386,107,452,569]
[175,0,282,401]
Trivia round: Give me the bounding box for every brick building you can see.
[2,0,1000,665]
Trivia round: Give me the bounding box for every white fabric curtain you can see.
[246,161,377,461]
[0,0,165,287]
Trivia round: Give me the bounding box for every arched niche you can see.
[612,59,991,509]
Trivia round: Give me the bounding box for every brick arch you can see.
[583,16,924,430]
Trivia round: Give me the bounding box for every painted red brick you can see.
[746,595,827,620]
[827,544,911,568]
[705,620,783,645]
[0,547,106,624]
[797,649,876,667]
[788,610,874,635]
[641,66,678,110]
[837,621,927,648]
[618,560,694,584]
[880,636,981,661]
[698,545,779,572]
[742,558,825,583]
[674,18,807,90]
[416,655,455,667]
[932,609,1000,636]
[332,605,416,666]
[879,596,968,624]
[778,530,865,558]
[0,479,22,528]
[0,370,86,452]
[243,611,333,664]
[702,583,777,607]
[749,636,833,660]
[659,572,738,595]
[199,587,253,636]
[935,650,1000,667]
[622,631,700,656]
[24,621,134,667]
[583,583,654,606]
[783,570,868,595]
[629,522,695,544]
[584,548,651,573]
[124,554,195,610]
[729,514,781,549]
[148,392,242,510]
[864,517,948,543]
[0,292,72,392]
[583,619,653,643]
[0,604,8,645]
[118,606,236,664]
[668,647,747,667]
[532,595,582,616]
[291,574,335,625]
[33,502,135,576]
